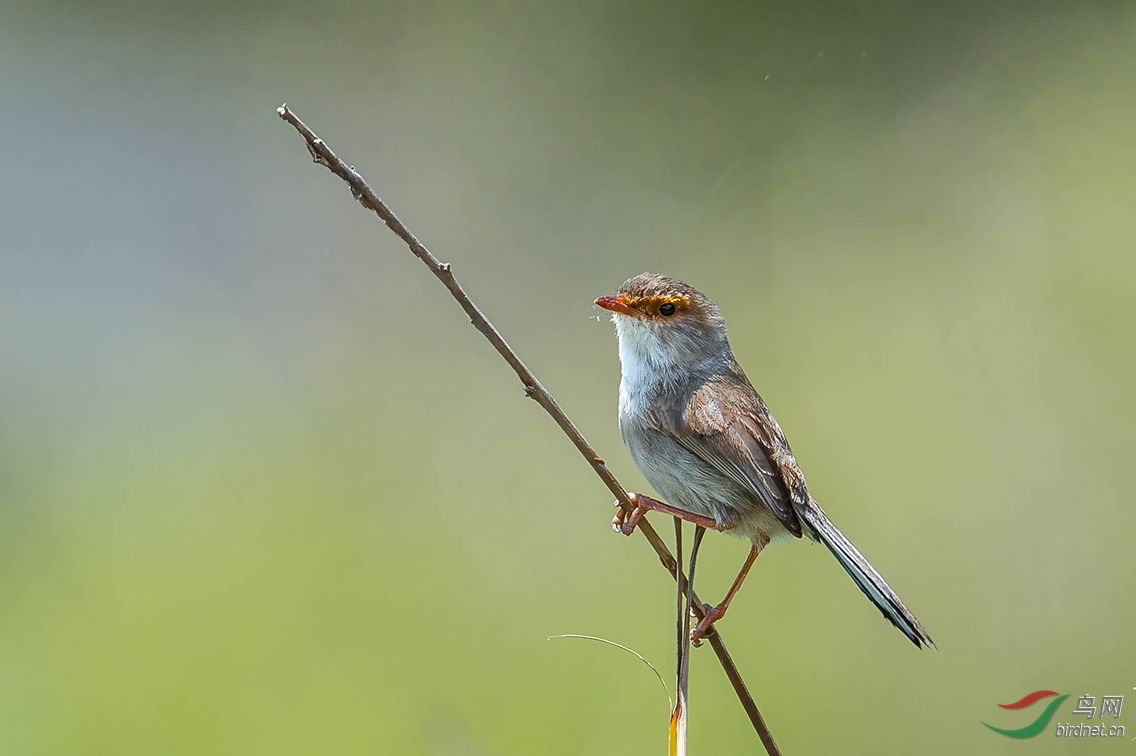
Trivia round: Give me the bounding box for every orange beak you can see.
[594,294,639,317]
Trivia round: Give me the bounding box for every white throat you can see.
[614,316,676,419]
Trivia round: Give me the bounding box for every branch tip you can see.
[276,105,781,756]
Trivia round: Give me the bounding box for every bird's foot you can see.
[611,492,648,535]
[612,492,725,536]
[689,602,727,647]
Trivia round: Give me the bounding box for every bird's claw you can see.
[611,493,648,536]
[689,603,725,647]
[611,503,625,533]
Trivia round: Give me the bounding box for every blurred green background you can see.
[2,1,1134,754]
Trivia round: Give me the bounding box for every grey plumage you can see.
[603,272,933,648]
[800,499,932,647]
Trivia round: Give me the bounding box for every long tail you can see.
[800,499,934,648]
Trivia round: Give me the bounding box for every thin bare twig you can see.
[670,519,687,756]
[275,103,782,756]
[683,530,706,708]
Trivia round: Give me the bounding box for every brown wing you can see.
[667,376,805,538]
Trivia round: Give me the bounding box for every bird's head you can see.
[595,272,730,372]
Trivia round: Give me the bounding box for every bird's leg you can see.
[612,492,729,536]
[689,534,769,647]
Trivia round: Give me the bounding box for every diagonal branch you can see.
[275,103,782,756]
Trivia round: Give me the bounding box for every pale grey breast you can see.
[619,382,761,532]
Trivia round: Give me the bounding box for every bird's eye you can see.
[659,302,676,316]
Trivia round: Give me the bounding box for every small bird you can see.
[595,272,932,648]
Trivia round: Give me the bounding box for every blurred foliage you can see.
[2,1,1135,754]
